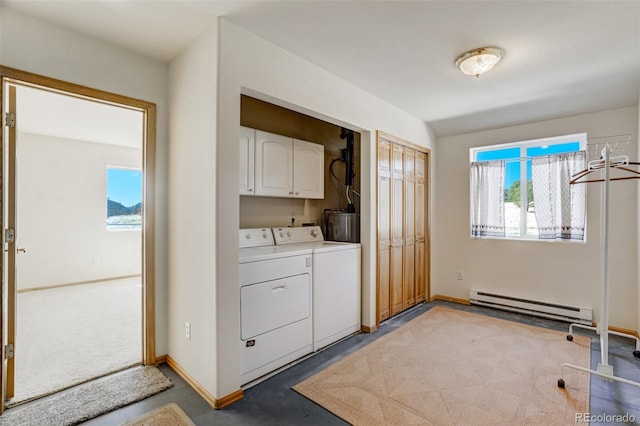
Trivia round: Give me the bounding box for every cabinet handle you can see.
[248,188,253,192]
[295,192,299,195]
[289,191,294,195]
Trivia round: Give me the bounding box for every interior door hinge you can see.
[4,344,13,360]
[4,228,15,244]
[5,112,16,128]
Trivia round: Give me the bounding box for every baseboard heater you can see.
[469,289,593,325]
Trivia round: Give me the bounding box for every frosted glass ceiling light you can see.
[455,47,504,77]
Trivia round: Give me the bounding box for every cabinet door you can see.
[293,139,324,199]
[239,127,255,195]
[255,130,293,197]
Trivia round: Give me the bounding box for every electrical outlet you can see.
[457,270,464,280]
[185,322,191,340]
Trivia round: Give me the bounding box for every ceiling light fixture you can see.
[455,47,504,78]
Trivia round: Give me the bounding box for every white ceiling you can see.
[4,0,639,137]
[16,85,143,148]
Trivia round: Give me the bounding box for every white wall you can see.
[215,19,434,398]
[240,197,320,229]
[434,106,639,329]
[17,133,141,290]
[167,25,218,395]
[0,7,170,354]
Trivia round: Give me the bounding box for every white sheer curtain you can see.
[470,160,505,238]
[531,151,587,240]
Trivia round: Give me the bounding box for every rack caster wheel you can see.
[557,379,565,388]
[633,350,640,359]
[566,335,573,342]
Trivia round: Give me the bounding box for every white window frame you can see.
[470,133,588,241]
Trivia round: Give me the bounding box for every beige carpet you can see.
[12,277,141,405]
[122,403,195,426]
[294,306,590,425]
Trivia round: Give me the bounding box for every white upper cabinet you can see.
[248,129,324,199]
[239,126,255,195]
[255,130,294,197]
[292,139,324,199]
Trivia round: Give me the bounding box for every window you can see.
[470,133,587,240]
[106,167,142,231]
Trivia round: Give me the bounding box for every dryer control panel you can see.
[239,228,275,248]
[273,226,324,245]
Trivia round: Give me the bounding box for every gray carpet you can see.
[0,366,173,426]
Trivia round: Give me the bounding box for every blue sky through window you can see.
[476,142,580,187]
[107,168,142,207]
[476,147,520,187]
[526,142,580,157]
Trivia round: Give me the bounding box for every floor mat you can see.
[0,366,172,426]
[121,403,195,426]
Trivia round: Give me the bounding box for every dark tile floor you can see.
[13,300,640,425]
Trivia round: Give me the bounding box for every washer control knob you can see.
[245,234,251,239]
[279,232,285,238]
[263,233,269,239]
[310,230,317,237]
[287,232,291,237]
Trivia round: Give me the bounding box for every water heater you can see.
[323,210,360,243]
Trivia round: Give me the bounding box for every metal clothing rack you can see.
[558,139,640,390]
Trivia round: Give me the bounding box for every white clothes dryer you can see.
[238,228,313,386]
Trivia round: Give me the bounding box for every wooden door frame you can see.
[0,66,156,412]
[375,130,431,328]
[5,85,16,401]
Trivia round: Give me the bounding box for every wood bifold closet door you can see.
[377,132,428,323]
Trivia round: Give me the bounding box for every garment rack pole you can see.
[600,145,610,367]
[558,145,640,389]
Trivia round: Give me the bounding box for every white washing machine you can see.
[273,226,361,351]
[238,228,313,385]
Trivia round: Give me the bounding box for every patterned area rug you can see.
[294,306,590,425]
[122,403,195,426]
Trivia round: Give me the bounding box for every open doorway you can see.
[10,85,143,404]
[1,67,156,411]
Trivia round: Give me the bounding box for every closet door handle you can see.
[17,247,26,253]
